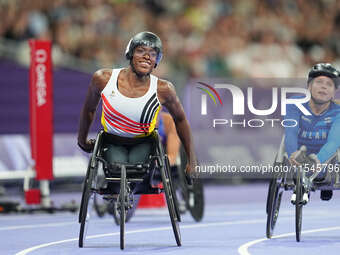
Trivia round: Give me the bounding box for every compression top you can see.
[285,96,340,163]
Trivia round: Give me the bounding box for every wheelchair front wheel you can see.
[295,167,303,242]
[119,165,127,250]
[111,194,139,226]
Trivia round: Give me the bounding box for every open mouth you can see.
[317,91,327,96]
[139,61,151,67]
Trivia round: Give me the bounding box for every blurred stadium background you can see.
[1,0,340,192]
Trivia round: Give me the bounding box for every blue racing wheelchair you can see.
[266,135,340,242]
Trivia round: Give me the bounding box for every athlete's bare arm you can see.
[77,69,111,152]
[157,79,197,175]
[162,112,181,166]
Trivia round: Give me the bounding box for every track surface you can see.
[1,184,340,255]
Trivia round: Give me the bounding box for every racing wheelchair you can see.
[93,146,205,223]
[78,130,181,249]
[266,135,340,242]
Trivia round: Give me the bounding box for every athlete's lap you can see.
[104,142,153,164]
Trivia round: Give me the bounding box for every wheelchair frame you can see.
[92,145,205,223]
[266,135,340,242]
[78,130,181,249]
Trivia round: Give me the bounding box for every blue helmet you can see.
[125,31,163,68]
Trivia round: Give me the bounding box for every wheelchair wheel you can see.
[266,178,275,215]
[119,165,127,250]
[266,177,283,238]
[178,148,204,222]
[165,156,181,222]
[295,167,303,242]
[111,195,139,226]
[160,156,181,246]
[79,163,96,248]
[188,178,204,222]
[79,160,91,223]
[178,168,204,222]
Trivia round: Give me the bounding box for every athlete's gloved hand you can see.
[77,139,96,153]
[185,172,193,186]
[289,146,308,166]
[185,159,200,186]
[293,146,320,167]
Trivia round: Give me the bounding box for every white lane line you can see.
[15,218,268,255]
[0,219,112,231]
[238,225,340,255]
[0,222,75,231]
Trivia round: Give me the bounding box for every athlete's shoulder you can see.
[93,68,112,84]
[330,100,340,118]
[157,79,177,104]
[157,78,175,91]
[92,68,112,92]
[333,99,340,106]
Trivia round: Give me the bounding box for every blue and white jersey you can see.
[284,96,340,163]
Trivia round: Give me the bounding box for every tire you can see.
[165,156,181,222]
[187,178,204,222]
[160,157,181,246]
[178,147,204,222]
[266,178,275,215]
[79,160,91,223]
[295,167,303,242]
[266,178,283,238]
[79,166,95,248]
[119,165,126,250]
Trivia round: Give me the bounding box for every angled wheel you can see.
[178,166,204,222]
[160,156,181,246]
[178,147,204,222]
[266,176,283,238]
[79,160,91,223]
[79,163,95,248]
[119,165,127,250]
[188,178,204,222]
[165,156,181,222]
[266,178,275,215]
[295,166,303,242]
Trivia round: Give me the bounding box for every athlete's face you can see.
[309,76,336,104]
[131,45,157,75]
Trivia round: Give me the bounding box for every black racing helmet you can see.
[308,63,340,89]
[125,31,163,68]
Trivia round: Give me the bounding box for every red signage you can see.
[29,40,53,180]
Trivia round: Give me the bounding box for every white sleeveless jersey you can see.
[101,68,161,138]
